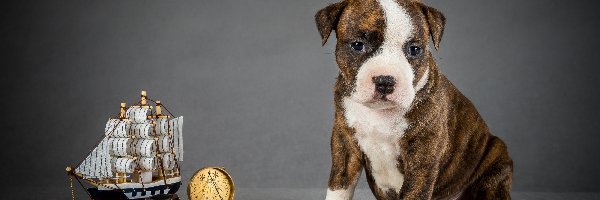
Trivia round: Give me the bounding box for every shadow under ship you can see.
[67,91,184,199]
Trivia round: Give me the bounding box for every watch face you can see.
[188,167,235,200]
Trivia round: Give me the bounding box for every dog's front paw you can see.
[325,188,354,200]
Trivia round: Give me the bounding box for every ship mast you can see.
[119,102,126,119]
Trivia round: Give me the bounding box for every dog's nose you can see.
[372,75,396,95]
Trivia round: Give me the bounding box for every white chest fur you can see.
[343,98,407,193]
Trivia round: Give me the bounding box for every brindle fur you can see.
[316,0,513,199]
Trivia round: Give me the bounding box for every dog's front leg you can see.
[398,131,445,200]
[325,115,363,200]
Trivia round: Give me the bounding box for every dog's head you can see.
[316,0,445,112]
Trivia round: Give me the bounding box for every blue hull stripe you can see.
[87,181,181,200]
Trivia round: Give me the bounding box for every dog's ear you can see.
[420,4,446,50]
[315,1,348,46]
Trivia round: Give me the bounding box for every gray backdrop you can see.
[2,0,600,198]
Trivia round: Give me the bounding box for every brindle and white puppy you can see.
[315,0,513,199]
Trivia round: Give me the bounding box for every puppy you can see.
[315,0,513,199]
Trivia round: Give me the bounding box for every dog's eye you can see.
[408,45,422,56]
[350,41,364,52]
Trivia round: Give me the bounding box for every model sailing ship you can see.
[66,91,183,199]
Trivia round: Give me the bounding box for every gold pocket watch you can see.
[188,167,235,200]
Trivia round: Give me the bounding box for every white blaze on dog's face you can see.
[354,0,417,111]
[320,0,445,113]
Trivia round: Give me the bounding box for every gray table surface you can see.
[13,186,600,200]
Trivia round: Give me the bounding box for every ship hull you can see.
[88,181,181,199]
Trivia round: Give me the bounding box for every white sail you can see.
[130,123,153,139]
[126,107,150,124]
[75,136,112,179]
[112,157,136,173]
[131,139,156,157]
[105,119,129,137]
[155,118,169,135]
[157,135,171,153]
[170,116,184,161]
[138,157,156,171]
[108,138,130,157]
[161,153,176,170]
